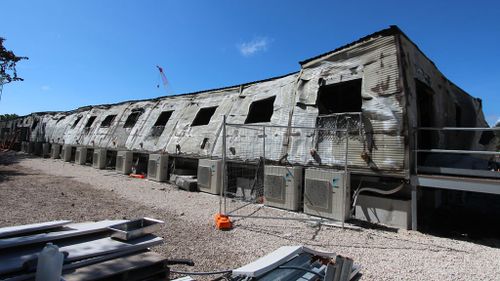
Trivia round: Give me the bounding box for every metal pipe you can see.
[225,125,263,132]
[229,214,335,222]
[414,149,500,156]
[351,183,405,212]
[226,201,254,215]
[225,123,348,132]
[220,115,226,215]
[263,125,266,184]
[416,127,500,131]
[414,130,418,175]
[342,122,349,229]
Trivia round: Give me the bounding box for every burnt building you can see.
[1,26,497,231]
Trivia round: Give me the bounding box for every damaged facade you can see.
[0,26,495,230]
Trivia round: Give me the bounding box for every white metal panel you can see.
[147,154,169,182]
[197,158,222,194]
[116,150,133,174]
[303,168,350,221]
[93,148,107,169]
[264,166,303,211]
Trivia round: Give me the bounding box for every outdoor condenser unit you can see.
[264,165,303,211]
[21,141,28,153]
[27,142,35,154]
[303,168,350,221]
[51,144,61,159]
[92,148,107,169]
[62,144,72,162]
[34,142,43,156]
[197,159,222,194]
[75,147,88,165]
[116,151,133,174]
[42,143,51,158]
[147,154,169,182]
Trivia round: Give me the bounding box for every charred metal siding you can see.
[0,26,490,181]
[398,35,489,154]
[291,35,406,176]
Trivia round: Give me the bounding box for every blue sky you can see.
[1,0,499,125]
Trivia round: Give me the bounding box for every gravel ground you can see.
[1,151,499,280]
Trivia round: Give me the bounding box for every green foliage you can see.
[0,37,28,85]
[0,113,19,120]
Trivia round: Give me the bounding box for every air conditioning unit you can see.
[93,148,107,169]
[264,165,303,211]
[42,143,51,158]
[21,141,28,153]
[26,141,35,154]
[303,168,350,221]
[197,159,222,194]
[147,154,169,182]
[34,142,43,156]
[116,151,133,174]
[75,147,88,165]
[62,144,72,162]
[51,144,61,159]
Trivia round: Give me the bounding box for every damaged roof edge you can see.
[299,25,438,69]
[11,25,469,121]
[7,71,300,120]
[298,25,480,102]
[35,71,300,117]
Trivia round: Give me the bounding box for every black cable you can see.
[169,269,233,276]
[277,266,325,279]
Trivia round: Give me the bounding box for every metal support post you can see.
[220,115,226,215]
[342,122,349,229]
[411,182,418,231]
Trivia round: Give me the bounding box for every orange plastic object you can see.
[129,173,146,179]
[214,213,233,230]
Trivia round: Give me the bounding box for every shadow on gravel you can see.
[349,219,399,233]
[420,208,500,249]
[0,170,30,183]
[0,151,33,166]
[0,151,37,183]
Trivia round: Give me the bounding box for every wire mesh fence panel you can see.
[222,121,354,225]
[223,125,265,206]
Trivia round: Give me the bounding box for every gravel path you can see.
[1,151,499,280]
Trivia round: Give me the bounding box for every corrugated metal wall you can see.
[2,30,489,179]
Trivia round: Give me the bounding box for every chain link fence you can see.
[220,115,363,225]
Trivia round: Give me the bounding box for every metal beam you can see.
[411,175,500,195]
[416,127,500,131]
[417,166,500,179]
[415,149,500,156]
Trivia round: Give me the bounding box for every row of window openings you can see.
[33,79,363,132]
[71,96,279,132]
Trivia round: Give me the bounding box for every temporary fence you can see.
[219,113,363,228]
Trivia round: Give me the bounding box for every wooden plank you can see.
[0,220,71,239]
[0,220,125,250]
[62,252,167,281]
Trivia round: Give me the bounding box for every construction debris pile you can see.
[0,218,360,281]
[0,218,171,281]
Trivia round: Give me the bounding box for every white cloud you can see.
[41,85,51,91]
[238,37,271,56]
